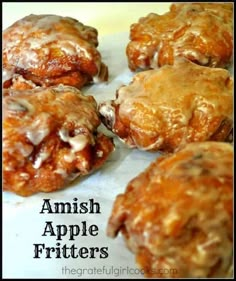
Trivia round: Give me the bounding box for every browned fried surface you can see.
[107,142,233,278]
[99,59,233,153]
[3,85,114,196]
[3,14,108,90]
[126,3,233,70]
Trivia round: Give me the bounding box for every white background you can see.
[2,2,170,33]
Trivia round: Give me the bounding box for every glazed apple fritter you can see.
[99,59,233,153]
[3,14,108,90]
[126,3,233,70]
[3,85,114,196]
[107,141,233,278]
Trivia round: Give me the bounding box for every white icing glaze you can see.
[112,142,233,278]
[64,152,76,163]
[128,3,233,69]
[19,172,30,180]
[100,60,232,151]
[4,96,35,115]
[116,60,232,128]
[66,171,81,182]
[3,14,102,77]
[54,168,68,178]
[59,128,89,152]
[12,74,38,88]
[33,151,50,169]
[96,150,104,158]
[15,142,34,158]
[25,113,50,145]
[69,134,88,152]
[150,51,159,69]
[26,129,49,146]
[2,68,14,83]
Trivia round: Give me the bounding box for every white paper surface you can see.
[2,3,171,34]
[3,32,161,279]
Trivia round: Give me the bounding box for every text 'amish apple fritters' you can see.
[3,85,114,196]
[3,14,108,90]
[107,141,233,278]
[99,59,233,153]
[126,3,233,71]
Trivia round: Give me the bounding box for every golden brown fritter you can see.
[3,14,108,90]
[126,3,233,70]
[3,85,114,196]
[107,142,233,278]
[99,59,233,153]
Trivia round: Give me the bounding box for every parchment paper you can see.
[3,32,161,279]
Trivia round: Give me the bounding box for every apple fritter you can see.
[3,14,108,90]
[126,3,233,71]
[99,59,233,153]
[3,85,114,196]
[107,141,233,278]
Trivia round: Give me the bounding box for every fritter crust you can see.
[107,142,233,278]
[3,14,108,90]
[3,85,114,196]
[99,59,233,153]
[126,3,233,70]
